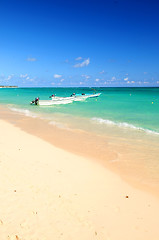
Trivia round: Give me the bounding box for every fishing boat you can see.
[73,93,101,101]
[30,93,101,106]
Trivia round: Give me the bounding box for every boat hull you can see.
[31,93,101,106]
[38,99,73,106]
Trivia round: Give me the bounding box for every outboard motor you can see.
[30,97,39,105]
[30,100,35,104]
[35,97,39,105]
[49,94,55,98]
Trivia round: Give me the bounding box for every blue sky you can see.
[0,0,159,87]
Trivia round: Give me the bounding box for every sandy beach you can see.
[1,0,159,238]
[0,118,159,240]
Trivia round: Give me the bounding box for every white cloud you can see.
[7,74,14,80]
[19,74,37,83]
[54,74,62,78]
[79,82,83,85]
[27,57,37,62]
[124,77,128,81]
[74,58,90,68]
[95,78,100,82]
[75,57,82,61]
[111,76,116,81]
[82,74,90,79]
[157,81,159,84]
[20,74,28,78]
[86,75,90,79]
[60,79,64,82]
[99,70,105,74]
[131,81,135,83]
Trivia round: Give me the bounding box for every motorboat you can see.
[30,93,101,106]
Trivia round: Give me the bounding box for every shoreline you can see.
[0,111,159,239]
[0,105,159,199]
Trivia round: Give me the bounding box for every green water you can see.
[1,87,159,192]
[0,87,159,134]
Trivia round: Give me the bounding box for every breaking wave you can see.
[9,107,38,118]
[91,117,159,135]
[9,107,70,130]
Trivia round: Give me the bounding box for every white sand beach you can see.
[0,119,159,240]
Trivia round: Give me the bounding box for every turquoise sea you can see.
[0,87,159,193]
[0,87,159,135]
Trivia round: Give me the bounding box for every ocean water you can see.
[0,87,159,194]
[0,87,159,135]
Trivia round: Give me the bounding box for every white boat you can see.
[30,93,101,106]
[38,99,74,106]
[73,93,101,101]
[50,93,101,101]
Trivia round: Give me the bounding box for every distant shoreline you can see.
[0,86,18,88]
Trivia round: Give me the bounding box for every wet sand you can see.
[0,105,159,198]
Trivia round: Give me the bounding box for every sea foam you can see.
[91,117,159,135]
[9,107,37,118]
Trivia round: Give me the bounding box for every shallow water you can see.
[0,87,159,196]
[0,87,159,133]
